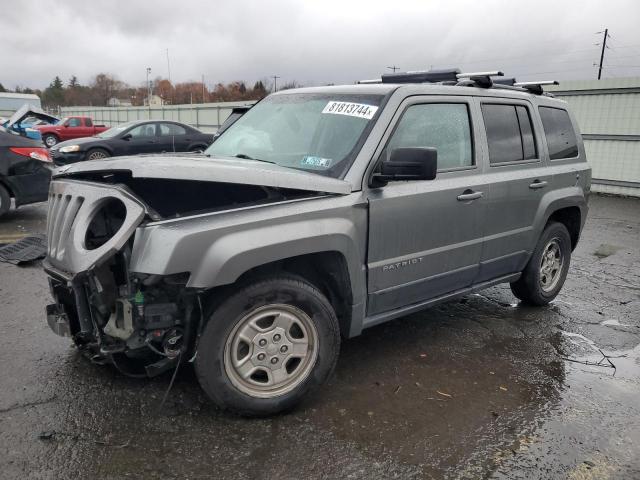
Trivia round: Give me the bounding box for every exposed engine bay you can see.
[44,171,324,376]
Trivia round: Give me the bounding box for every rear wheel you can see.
[195,275,340,416]
[86,148,110,161]
[0,184,10,217]
[510,221,572,306]
[43,134,58,148]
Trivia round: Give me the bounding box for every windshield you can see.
[205,93,385,178]
[96,121,136,138]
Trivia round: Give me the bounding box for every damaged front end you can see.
[43,155,351,376]
[44,178,201,376]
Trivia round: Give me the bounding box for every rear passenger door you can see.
[476,99,551,283]
[157,122,189,152]
[367,97,488,315]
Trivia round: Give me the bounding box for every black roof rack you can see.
[356,69,559,95]
[493,77,516,86]
[380,68,461,84]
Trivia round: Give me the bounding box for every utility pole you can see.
[146,67,152,118]
[166,49,171,83]
[202,74,206,103]
[272,75,280,92]
[597,28,609,80]
[387,66,400,73]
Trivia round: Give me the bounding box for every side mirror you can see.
[63,123,70,128]
[121,133,132,141]
[372,147,437,186]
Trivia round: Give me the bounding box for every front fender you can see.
[129,201,367,306]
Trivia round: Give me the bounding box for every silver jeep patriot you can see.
[44,70,590,416]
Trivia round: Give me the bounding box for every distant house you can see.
[107,97,133,107]
[144,95,164,107]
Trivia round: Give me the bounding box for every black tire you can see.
[195,275,340,416]
[510,221,572,306]
[0,183,10,217]
[43,134,58,148]
[85,148,110,161]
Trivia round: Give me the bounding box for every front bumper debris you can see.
[46,303,71,337]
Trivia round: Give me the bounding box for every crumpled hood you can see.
[53,154,352,195]
[6,104,59,128]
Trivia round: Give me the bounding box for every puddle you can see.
[559,330,640,379]
[593,243,622,258]
[600,318,632,328]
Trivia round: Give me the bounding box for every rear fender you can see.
[531,186,588,251]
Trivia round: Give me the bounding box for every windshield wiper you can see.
[233,153,276,164]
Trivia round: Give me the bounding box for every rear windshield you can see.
[538,107,579,159]
[206,92,386,178]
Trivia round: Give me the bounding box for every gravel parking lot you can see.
[0,194,638,480]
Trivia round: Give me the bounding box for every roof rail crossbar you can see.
[356,79,382,84]
[456,71,504,79]
[455,71,504,89]
[380,68,461,84]
[514,80,559,95]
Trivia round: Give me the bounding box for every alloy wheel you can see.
[539,238,563,292]
[224,304,318,398]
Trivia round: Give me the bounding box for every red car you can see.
[36,116,109,148]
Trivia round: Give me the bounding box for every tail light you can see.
[9,147,52,163]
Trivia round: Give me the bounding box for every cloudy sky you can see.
[2,0,639,90]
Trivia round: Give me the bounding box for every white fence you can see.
[548,78,640,197]
[60,101,257,133]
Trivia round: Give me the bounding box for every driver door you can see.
[366,97,488,316]
[118,123,160,155]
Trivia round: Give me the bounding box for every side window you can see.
[67,117,82,127]
[538,107,578,159]
[84,118,93,127]
[385,103,473,170]
[482,104,537,164]
[128,123,157,138]
[159,123,187,136]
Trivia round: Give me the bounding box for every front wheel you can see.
[195,276,340,416]
[510,221,572,306]
[85,148,110,161]
[43,134,58,148]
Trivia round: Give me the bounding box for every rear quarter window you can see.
[538,107,578,160]
[481,103,537,164]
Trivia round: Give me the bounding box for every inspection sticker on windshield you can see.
[301,156,333,169]
[322,101,378,120]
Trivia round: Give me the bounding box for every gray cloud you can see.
[1,0,639,90]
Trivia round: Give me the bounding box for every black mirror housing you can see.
[373,147,437,186]
[121,133,132,141]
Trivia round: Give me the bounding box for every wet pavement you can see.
[0,195,639,480]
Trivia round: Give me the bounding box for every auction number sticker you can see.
[301,156,333,169]
[322,101,379,120]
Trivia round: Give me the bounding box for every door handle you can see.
[529,180,548,189]
[457,190,483,201]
